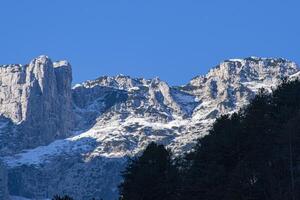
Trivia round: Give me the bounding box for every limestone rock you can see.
[0,56,73,154]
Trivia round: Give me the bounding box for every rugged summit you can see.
[182,57,298,119]
[0,56,73,155]
[0,56,299,199]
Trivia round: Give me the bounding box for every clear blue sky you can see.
[0,0,299,85]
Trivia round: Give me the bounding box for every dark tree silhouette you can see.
[119,142,180,200]
[52,195,74,200]
[180,80,300,200]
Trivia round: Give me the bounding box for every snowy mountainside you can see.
[1,56,299,200]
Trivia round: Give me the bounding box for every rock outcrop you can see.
[0,56,73,154]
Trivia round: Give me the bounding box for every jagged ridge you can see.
[0,56,299,200]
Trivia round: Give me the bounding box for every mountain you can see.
[0,56,73,156]
[0,56,298,200]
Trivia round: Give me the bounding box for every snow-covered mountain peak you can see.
[1,56,300,200]
[74,74,170,92]
[209,57,297,81]
[76,75,144,90]
[187,57,298,88]
[178,57,299,123]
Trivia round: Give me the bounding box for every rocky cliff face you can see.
[181,57,298,119]
[1,56,299,200]
[0,55,73,155]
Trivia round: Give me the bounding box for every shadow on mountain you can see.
[6,134,126,200]
[72,85,128,132]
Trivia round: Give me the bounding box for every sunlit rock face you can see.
[181,57,298,120]
[0,56,299,199]
[0,56,73,155]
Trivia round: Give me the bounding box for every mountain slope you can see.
[1,56,299,200]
